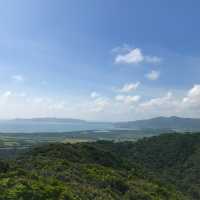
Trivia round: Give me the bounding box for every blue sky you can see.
[0,0,200,121]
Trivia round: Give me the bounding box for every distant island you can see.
[1,116,200,131]
[114,116,200,131]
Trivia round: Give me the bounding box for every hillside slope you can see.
[104,133,200,199]
[1,133,200,199]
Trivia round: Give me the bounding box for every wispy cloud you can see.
[140,92,172,108]
[114,47,161,65]
[182,85,200,107]
[115,48,144,64]
[90,91,100,98]
[90,97,110,112]
[111,44,131,54]
[1,85,200,121]
[12,75,24,82]
[2,91,12,97]
[145,70,160,80]
[118,82,140,93]
[115,95,140,104]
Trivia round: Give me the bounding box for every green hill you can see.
[1,133,200,199]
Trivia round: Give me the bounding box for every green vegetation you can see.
[0,129,160,149]
[1,133,200,199]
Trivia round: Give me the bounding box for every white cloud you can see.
[111,44,131,54]
[182,85,200,107]
[12,75,24,82]
[90,91,100,98]
[91,97,110,112]
[146,70,160,80]
[0,90,68,118]
[2,91,12,97]
[18,92,27,97]
[33,97,46,104]
[115,48,144,64]
[0,91,27,101]
[136,92,182,118]
[1,85,200,121]
[115,95,140,104]
[118,82,140,93]
[114,47,161,65]
[47,84,200,119]
[140,92,173,108]
[89,92,111,112]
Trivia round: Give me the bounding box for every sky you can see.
[1,0,200,121]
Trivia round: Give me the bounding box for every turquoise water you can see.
[0,121,114,133]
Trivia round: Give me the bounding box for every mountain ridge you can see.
[114,116,200,131]
[1,116,200,131]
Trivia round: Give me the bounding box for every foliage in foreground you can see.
[1,133,200,199]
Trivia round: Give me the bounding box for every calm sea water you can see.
[0,121,114,133]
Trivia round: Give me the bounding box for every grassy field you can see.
[0,129,163,149]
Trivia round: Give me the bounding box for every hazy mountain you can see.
[0,118,115,133]
[2,116,200,132]
[115,116,200,131]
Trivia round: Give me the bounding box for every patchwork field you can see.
[0,129,163,149]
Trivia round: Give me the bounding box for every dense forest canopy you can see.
[0,133,200,199]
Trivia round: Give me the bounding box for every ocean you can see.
[0,121,114,133]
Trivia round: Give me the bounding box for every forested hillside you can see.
[1,133,200,199]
